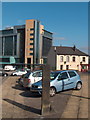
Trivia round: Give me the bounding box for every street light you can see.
[54,47,57,70]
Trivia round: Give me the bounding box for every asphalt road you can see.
[1,72,89,119]
[2,76,73,119]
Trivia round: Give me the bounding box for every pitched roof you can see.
[53,46,88,56]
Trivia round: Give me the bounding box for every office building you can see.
[0,19,53,65]
[25,19,53,65]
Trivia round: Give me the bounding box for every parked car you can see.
[22,70,42,88]
[31,70,82,97]
[18,73,27,86]
[4,65,16,71]
[0,71,8,77]
[11,69,27,76]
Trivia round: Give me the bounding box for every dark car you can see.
[0,71,8,77]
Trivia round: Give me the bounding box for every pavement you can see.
[61,72,89,118]
[1,72,89,119]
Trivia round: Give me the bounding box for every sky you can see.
[1,2,88,54]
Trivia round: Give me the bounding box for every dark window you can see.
[30,43,34,45]
[30,53,33,55]
[60,65,63,70]
[59,72,68,80]
[30,48,33,51]
[30,28,34,31]
[30,33,34,36]
[43,58,47,64]
[4,36,13,55]
[30,38,34,41]
[72,57,75,62]
[82,57,85,62]
[42,36,52,56]
[68,71,77,78]
[66,65,69,70]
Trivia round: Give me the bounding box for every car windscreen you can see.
[50,72,60,80]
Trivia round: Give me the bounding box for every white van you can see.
[4,65,16,71]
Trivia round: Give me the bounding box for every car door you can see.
[54,75,63,92]
[67,71,78,89]
[60,71,71,90]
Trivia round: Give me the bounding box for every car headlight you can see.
[38,86,42,89]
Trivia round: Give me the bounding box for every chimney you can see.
[73,45,76,51]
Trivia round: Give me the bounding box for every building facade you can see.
[25,19,53,65]
[0,25,25,64]
[0,19,53,66]
[47,46,89,71]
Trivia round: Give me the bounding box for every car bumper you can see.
[30,88,42,93]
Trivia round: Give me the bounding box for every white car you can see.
[4,65,16,71]
[11,69,27,76]
[22,70,42,88]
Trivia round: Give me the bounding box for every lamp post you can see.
[54,47,56,70]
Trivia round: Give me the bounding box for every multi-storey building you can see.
[25,19,53,65]
[0,19,53,66]
[0,25,25,64]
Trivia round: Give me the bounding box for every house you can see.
[47,46,89,71]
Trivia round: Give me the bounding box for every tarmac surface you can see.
[1,72,89,119]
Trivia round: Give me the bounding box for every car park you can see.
[31,70,82,97]
[0,70,8,77]
[22,70,42,88]
[11,69,27,76]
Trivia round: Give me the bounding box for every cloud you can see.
[54,37,66,40]
[17,20,24,24]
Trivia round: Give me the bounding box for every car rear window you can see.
[24,72,31,78]
[68,71,77,78]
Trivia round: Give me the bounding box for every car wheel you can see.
[50,87,56,97]
[76,82,82,90]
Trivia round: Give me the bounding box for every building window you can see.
[30,43,33,45]
[66,65,69,70]
[66,56,69,62]
[60,65,63,70]
[30,48,33,51]
[60,56,63,62]
[72,57,75,62]
[30,53,33,55]
[30,28,34,31]
[30,33,34,36]
[82,57,85,62]
[30,38,34,41]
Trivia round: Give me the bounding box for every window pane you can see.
[68,71,77,78]
[60,56,63,62]
[72,57,75,62]
[66,56,69,62]
[60,72,68,79]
